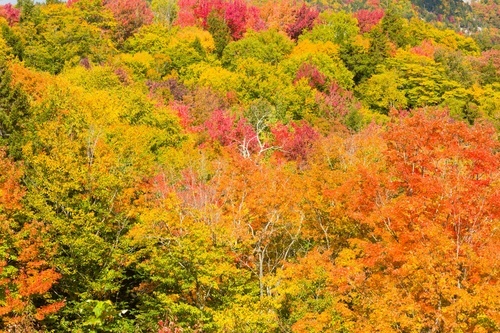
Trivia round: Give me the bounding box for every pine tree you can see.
[207,10,231,58]
[1,25,24,60]
[0,62,30,158]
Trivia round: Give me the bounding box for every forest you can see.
[0,0,499,331]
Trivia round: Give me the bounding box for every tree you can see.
[366,24,391,66]
[281,39,354,90]
[17,0,39,24]
[70,0,117,31]
[295,63,326,91]
[207,10,231,57]
[1,24,24,61]
[176,0,223,28]
[16,70,184,330]
[215,156,307,300]
[222,29,294,69]
[354,8,384,33]
[328,110,500,331]
[151,0,178,26]
[367,110,500,331]
[339,35,381,84]
[474,49,500,85]
[274,248,354,332]
[204,109,260,158]
[271,121,319,161]
[380,6,409,48]
[0,4,20,26]
[0,149,63,331]
[260,0,300,31]
[356,70,407,114]
[286,3,319,40]
[105,0,153,41]
[224,0,260,40]
[0,62,30,158]
[387,50,461,109]
[300,11,359,47]
[19,3,114,74]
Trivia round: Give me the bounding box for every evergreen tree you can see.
[381,7,409,48]
[368,25,391,66]
[0,62,30,158]
[17,0,39,24]
[207,10,231,58]
[1,25,24,60]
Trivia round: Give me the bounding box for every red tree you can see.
[177,0,263,39]
[171,102,192,130]
[177,0,224,28]
[295,63,326,91]
[354,8,384,33]
[317,82,357,119]
[205,109,258,155]
[410,39,437,58]
[225,0,249,39]
[0,4,20,26]
[272,121,319,161]
[286,3,319,40]
[105,0,153,40]
[176,0,199,26]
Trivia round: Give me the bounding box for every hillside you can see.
[0,0,499,332]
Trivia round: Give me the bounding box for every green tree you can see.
[1,24,24,61]
[151,0,177,26]
[339,37,379,84]
[222,29,294,69]
[17,72,184,331]
[387,50,461,108]
[357,70,408,114]
[381,6,409,48]
[207,10,231,58]
[0,62,30,158]
[300,11,359,47]
[20,3,114,74]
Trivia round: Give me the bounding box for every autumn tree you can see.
[13,65,185,330]
[354,8,384,33]
[0,149,63,331]
[224,0,261,40]
[222,29,294,68]
[286,3,319,40]
[356,70,407,113]
[0,1,499,331]
[214,155,307,300]
[301,10,359,47]
[151,0,178,26]
[0,4,20,26]
[271,121,319,161]
[260,0,300,31]
[105,0,153,41]
[340,110,500,331]
[18,2,115,74]
[295,63,326,91]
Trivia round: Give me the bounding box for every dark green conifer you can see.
[0,62,30,158]
[207,10,232,58]
[1,25,24,61]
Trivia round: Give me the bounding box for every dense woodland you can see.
[0,0,499,331]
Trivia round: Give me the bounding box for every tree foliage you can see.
[1,0,499,332]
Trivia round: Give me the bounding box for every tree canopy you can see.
[0,0,499,332]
